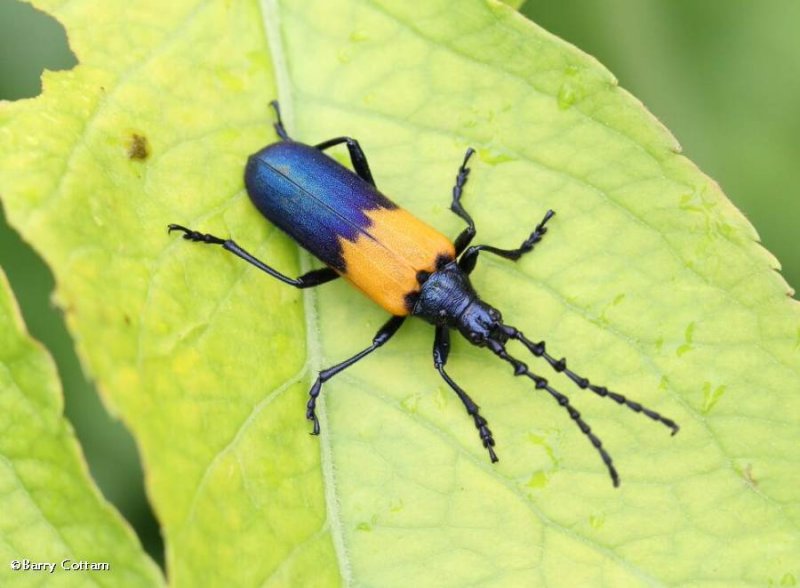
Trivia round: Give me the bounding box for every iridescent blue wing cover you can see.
[244,141,396,271]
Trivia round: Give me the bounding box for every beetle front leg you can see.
[433,326,498,462]
[449,147,478,256]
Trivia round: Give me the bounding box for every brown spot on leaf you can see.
[127,133,150,160]
[742,463,758,488]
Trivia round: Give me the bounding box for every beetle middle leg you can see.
[315,136,376,186]
[306,315,405,434]
[458,209,555,274]
[167,224,339,288]
[433,326,498,462]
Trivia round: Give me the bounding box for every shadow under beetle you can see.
[169,101,679,487]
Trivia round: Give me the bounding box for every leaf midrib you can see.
[257,0,355,585]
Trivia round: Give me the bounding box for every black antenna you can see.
[486,338,620,487]
[500,324,679,435]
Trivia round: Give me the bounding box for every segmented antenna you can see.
[486,338,620,487]
[500,325,679,435]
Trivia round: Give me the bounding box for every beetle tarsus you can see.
[307,413,321,436]
[476,415,499,462]
[450,147,477,255]
[307,379,323,435]
[167,224,226,245]
[270,100,291,141]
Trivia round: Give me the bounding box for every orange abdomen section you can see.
[339,207,455,315]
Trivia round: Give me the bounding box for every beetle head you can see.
[457,300,506,347]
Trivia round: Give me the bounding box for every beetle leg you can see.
[315,136,376,186]
[306,316,406,434]
[458,209,555,274]
[167,224,339,288]
[450,148,478,256]
[433,326,498,462]
[269,100,291,141]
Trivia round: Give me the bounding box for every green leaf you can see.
[0,268,163,587]
[501,0,527,10]
[1,0,798,586]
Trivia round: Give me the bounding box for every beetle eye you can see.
[489,309,500,321]
[470,332,483,343]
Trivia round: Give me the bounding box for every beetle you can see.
[169,101,678,486]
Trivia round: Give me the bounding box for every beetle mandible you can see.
[169,101,679,486]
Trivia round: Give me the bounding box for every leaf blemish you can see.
[127,133,149,160]
[742,463,758,488]
[557,64,583,110]
[477,146,515,165]
[339,30,370,63]
[337,47,352,64]
[676,321,695,357]
[557,83,578,110]
[599,293,626,326]
[525,471,548,489]
[589,514,605,529]
[349,30,369,42]
[701,382,726,413]
[400,392,421,413]
[527,432,558,465]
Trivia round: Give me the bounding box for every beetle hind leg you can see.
[315,136,376,186]
[167,224,339,288]
[270,100,291,141]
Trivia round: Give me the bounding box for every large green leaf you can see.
[1,0,798,586]
[0,268,163,587]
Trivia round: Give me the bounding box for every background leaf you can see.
[522,0,800,296]
[1,0,798,586]
[0,268,163,587]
